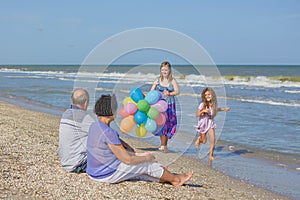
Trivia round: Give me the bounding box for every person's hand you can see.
[136,151,156,161]
[144,152,156,162]
[202,107,210,114]
[164,90,169,96]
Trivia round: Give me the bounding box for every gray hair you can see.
[71,88,89,106]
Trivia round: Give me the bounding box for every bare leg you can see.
[195,136,201,147]
[159,135,170,153]
[201,133,207,144]
[195,133,207,148]
[159,168,193,187]
[208,158,213,166]
[207,128,216,160]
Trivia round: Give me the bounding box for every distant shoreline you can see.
[1,64,300,66]
[0,63,300,68]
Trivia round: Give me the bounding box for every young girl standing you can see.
[195,87,230,160]
[150,61,179,153]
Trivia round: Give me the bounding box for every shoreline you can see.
[2,94,299,171]
[206,140,300,172]
[0,101,291,199]
[2,94,298,168]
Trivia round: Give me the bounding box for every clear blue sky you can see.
[1,0,299,65]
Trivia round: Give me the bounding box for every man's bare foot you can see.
[172,171,193,187]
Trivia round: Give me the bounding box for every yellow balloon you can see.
[136,124,147,138]
[122,97,131,105]
[123,97,136,105]
[129,98,137,105]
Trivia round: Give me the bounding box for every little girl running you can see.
[195,87,230,160]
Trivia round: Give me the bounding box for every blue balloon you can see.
[130,88,144,103]
[145,118,157,132]
[134,110,147,125]
[145,90,160,105]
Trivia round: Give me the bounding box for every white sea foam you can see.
[0,68,24,72]
[284,90,300,94]
[238,98,300,108]
[223,76,300,88]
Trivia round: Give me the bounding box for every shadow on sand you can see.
[215,146,254,158]
[137,147,160,152]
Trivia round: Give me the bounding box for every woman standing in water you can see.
[150,61,179,153]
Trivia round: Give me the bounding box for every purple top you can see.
[87,120,122,179]
[195,102,216,134]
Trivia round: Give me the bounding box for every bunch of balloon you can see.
[119,88,168,138]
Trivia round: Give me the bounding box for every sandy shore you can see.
[0,101,290,200]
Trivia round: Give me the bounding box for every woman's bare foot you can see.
[163,147,170,153]
[209,156,216,161]
[159,146,170,153]
[172,171,193,187]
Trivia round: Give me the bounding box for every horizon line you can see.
[1,63,300,66]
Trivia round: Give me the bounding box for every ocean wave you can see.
[284,90,300,94]
[0,68,26,72]
[160,93,300,108]
[223,75,300,88]
[0,68,74,75]
[2,68,300,88]
[238,98,300,108]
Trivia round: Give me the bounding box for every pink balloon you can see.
[151,100,168,112]
[124,102,137,115]
[155,112,166,126]
[119,106,129,118]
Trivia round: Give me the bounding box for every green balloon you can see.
[137,100,150,112]
[147,107,159,119]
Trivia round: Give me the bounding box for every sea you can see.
[0,64,299,199]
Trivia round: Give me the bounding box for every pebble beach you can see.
[0,101,291,200]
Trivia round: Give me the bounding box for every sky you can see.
[1,0,300,65]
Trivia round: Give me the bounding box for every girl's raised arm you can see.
[218,107,231,112]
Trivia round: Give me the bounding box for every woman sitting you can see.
[86,94,193,186]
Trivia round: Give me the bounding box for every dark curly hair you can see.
[94,94,118,117]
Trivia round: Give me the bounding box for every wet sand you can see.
[0,101,291,199]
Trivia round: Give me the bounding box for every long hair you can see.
[201,87,218,119]
[159,61,173,82]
